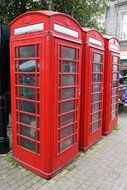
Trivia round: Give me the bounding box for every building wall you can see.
[117,1,127,40]
[105,0,127,65]
[105,2,117,36]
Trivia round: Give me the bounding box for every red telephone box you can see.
[103,35,120,136]
[10,11,82,179]
[80,28,104,151]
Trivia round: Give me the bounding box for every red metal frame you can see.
[103,36,120,136]
[10,11,82,179]
[80,28,104,151]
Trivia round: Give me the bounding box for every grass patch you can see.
[114,127,122,131]
[6,154,19,166]
[88,146,96,152]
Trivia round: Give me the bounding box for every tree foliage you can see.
[0,0,109,30]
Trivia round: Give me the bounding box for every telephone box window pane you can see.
[93,74,102,82]
[19,74,36,86]
[93,64,101,72]
[60,136,74,152]
[113,56,118,64]
[20,138,36,152]
[19,60,36,72]
[20,125,36,139]
[61,112,74,126]
[93,53,101,63]
[112,96,117,104]
[92,84,101,92]
[63,46,76,59]
[112,104,117,112]
[113,73,118,80]
[19,100,36,114]
[92,103,101,112]
[112,88,117,96]
[113,65,118,72]
[20,113,36,127]
[19,87,36,100]
[112,81,118,87]
[19,45,35,58]
[60,124,74,139]
[91,112,100,123]
[61,100,75,113]
[111,112,116,120]
[91,121,99,132]
[62,61,76,73]
[92,93,102,102]
[61,88,75,100]
[62,75,76,86]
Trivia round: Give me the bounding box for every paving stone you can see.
[0,116,127,190]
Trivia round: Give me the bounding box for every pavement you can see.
[0,108,127,190]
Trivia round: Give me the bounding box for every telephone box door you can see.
[110,54,119,125]
[11,38,44,170]
[53,39,81,169]
[89,48,104,145]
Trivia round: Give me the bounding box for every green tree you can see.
[51,0,107,28]
[0,0,109,30]
[0,0,48,24]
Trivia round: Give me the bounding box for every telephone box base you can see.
[103,125,117,136]
[80,137,103,152]
[14,153,79,179]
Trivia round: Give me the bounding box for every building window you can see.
[120,12,127,40]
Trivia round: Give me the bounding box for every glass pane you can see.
[111,112,116,120]
[20,138,36,152]
[112,104,117,112]
[112,81,118,87]
[19,60,36,72]
[19,87,36,100]
[20,113,36,127]
[93,64,101,72]
[19,45,35,58]
[113,73,118,80]
[92,84,101,93]
[113,56,118,64]
[112,96,117,104]
[60,112,74,126]
[91,112,100,123]
[18,74,37,86]
[112,88,118,96]
[60,136,74,152]
[91,121,100,132]
[93,53,101,62]
[20,125,36,139]
[93,74,102,82]
[19,100,36,114]
[92,103,101,112]
[61,100,75,113]
[92,93,102,103]
[61,61,76,73]
[113,65,118,72]
[62,75,76,86]
[60,124,74,139]
[63,46,76,59]
[61,88,75,100]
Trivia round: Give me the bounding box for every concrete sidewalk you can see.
[0,114,127,190]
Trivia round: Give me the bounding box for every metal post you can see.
[0,25,10,154]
